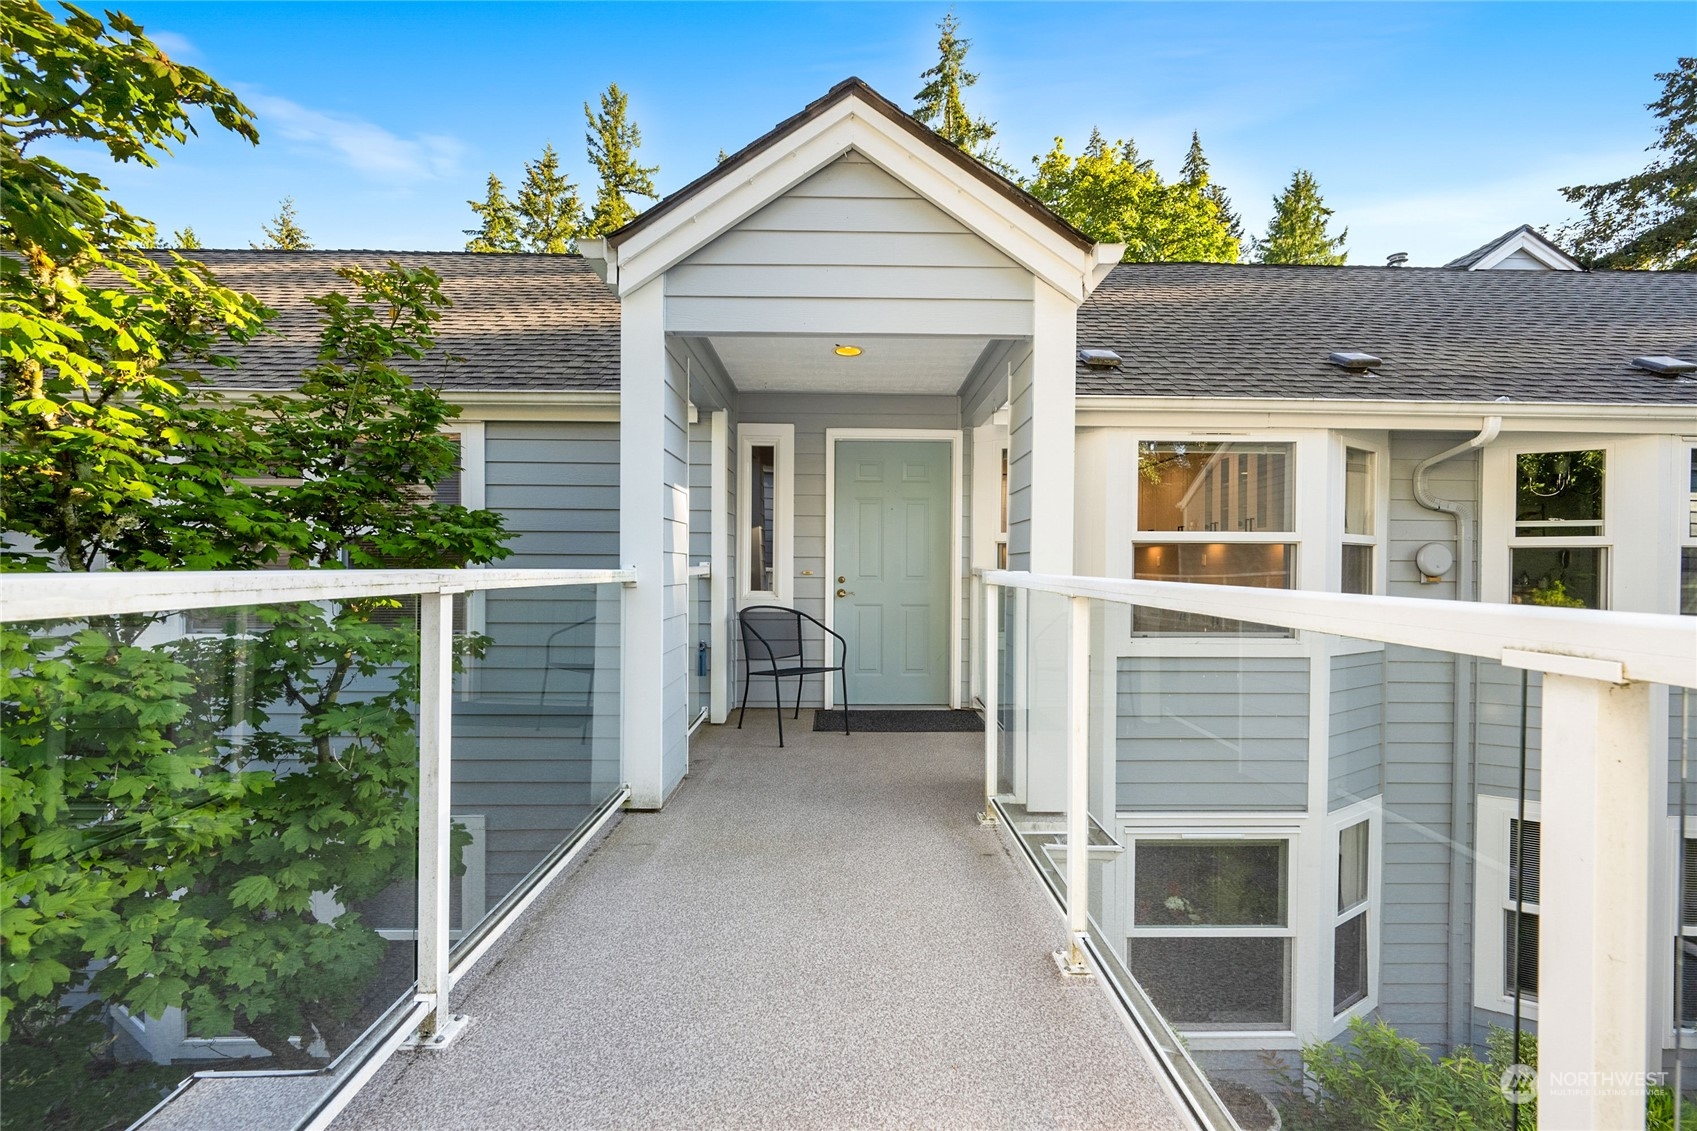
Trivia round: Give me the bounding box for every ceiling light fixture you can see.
[834,344,862,357]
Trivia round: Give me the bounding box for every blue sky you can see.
[77,2,1689,266]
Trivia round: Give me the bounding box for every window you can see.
[1132,440,1296,634]
[1677,832,1697,1031]
[1474,795,1541,1015]
[1511,449,1606,609]
[997,447,1009,570]
[1334,818,1371,1014]
[1681,449,1696,616]
[1125,838,1293,1031]
[736,424,794,605]
[1341,448,1375,595]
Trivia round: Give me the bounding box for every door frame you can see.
[823,428,963,710]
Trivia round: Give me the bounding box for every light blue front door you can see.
[833,440,951,705]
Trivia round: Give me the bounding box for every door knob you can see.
[836,588,853,598]
[837,576,846,583]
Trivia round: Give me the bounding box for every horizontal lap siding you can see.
[1330,651,1385,809]
[1115,656,1309,811]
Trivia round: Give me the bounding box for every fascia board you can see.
[1074,395,1693,431]
[612,100,1097,302]
[1472,230,1582,272]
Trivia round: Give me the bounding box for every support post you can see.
[981,578,998,825]
[1057,594,1091,976]
[1537,671,1651,1130]
[1022,281,1076,574]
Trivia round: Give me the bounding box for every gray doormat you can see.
[812,709,984,733]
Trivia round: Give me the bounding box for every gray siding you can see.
[1330,651,1384,809]
[484,421,619,569]
[1475,662,1542,800]
[1115,656,1309,811]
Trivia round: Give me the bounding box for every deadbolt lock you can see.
[837,576,846,583]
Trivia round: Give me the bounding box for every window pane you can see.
[1683,838,1697,928]
[1504,909,1538,998]
[1132,543,1294,635]
[1000,449,1009,535]
[1138,442,1293,533]
[1345,448,1373,535]
[1515,449,1604,536]
[1511,547,1604,609]
[1683,548,1697,617]
[1127,936,1290,1030]
[1677,936,1697,1029]
[1509,817,1540,904]
[1341,543,1373,595]
[1688,449,1696,537]
[748,444,776,593]
[1334,912,1368,1013]
[1339,820,1369,912]
[1135,841,1287,927]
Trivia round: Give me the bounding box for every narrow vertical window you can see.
[737,424,793,606]
[1341,447,1375,595]
[748,444,776,594]
[1681,449,1696,615]
[1334,819,1371,1013]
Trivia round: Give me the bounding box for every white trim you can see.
[823,428,964,710]
[1468,228,1585,272]
[708,410,730,723]
[736,422,795,608]
[1474,792,1541,1019]
[1324,799,1383,1035]
[1076,396,1693,431]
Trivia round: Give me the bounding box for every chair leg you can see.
[773,675,784,748]
[794,671,804,719]
[737,667,751,729]
[841,670,850,735]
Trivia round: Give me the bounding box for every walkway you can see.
[333,713,1190,1130]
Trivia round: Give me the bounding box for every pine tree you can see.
[252,196,311,250]
[514,144,583,253]
[1254,170,1347,265]
[913,10,1011,175]
[172,225,202,249]
[583,83,659,238]
[465,173,522,253]
[1177,130,1243,257]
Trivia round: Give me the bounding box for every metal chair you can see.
[736,605,849,747]
[538,615,596,734]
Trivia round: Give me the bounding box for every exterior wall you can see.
[1329,651,1384,810]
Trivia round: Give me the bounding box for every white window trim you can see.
[736,423,794,608]
[1482,437,1616,611]
[1474,792,1540,1019]
[1324,798,1382,1034]
[1334,433,1389,598]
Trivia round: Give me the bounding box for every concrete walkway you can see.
[334,713,1189,1130]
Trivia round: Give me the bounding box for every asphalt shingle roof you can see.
[185,250,619,393]
[1075,262,1697,405]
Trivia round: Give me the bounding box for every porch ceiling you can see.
[702,334,994,395]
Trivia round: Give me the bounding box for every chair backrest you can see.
[739,606,804,663]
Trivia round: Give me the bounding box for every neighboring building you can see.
[192,78,1696,1089]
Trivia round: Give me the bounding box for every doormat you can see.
[812,709,983,733]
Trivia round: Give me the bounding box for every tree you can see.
[583,84,658,238]
[1254,169,1347,265]
[464,172,521,253]
[172,224,202,248]
[1027,130,1240,263]
[1181,131,1245,248]
[1556,57,1695,270]
[514,144,582,253]
[253,194,311,250]
[913,9,1010,176]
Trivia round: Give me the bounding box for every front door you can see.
[833,440,951,705]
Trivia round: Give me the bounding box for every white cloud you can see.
[242,91,466,183]
[148,30,197,59]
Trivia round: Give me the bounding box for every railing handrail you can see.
[1,567,638,623]
[981,570,1697,690]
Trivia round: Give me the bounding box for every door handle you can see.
[836,588,853,598]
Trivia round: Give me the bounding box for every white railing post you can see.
[981,578,998,825]
[1535,668,1651,1130]
[408,588,468,1048]
[1059,594,1091,975]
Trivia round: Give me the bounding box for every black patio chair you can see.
[538,615,597,734]
[736,605,849,748]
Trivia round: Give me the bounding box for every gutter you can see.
[1411,415,1502,1052]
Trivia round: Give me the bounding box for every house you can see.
[23,77,1696,1126]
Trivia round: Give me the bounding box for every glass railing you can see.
[1,568,630,1131]
[982,571,1697,1131]
[687,565,710,733]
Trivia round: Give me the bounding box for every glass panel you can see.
[1132,542,1293,634]
[1334,912,1369,1013]
[1134,841,1288,927]
[1511,546,1605,609]
[1127,936,1291,1030]
[1344,448,1373,535]
[1515,449,1604,536]
[748,444,776,593]
[1341,543,1373,595]
[1,601,421,1128]
[688,573,708,724]
[451,583,622,946]
[1682,547,1697,616]
[1339,820,1369,912]
[1505,909,1539,998]
[1137,441,1294,533]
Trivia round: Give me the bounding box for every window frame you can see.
[1325,799,1382,1031]
[1473,793,1541,1019]
[1483,438,1614,611]
[1680,443,1696,616]
[1335,434,1388,597]
[736,423,795,608]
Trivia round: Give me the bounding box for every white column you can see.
[416,589,454,1028]
[1026,281,1076,574]
[1537,671,1652,1131]
[709,409,730,724]
[620,281,688,809]
[981,577,998,823]
[1062,594,1091,972]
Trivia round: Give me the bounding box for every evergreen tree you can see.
[583,83,658,238]
[1254,170,1347,265]
[253,195,311,250]
[1178,130,1243,256]
[913,10,1011,175]
[1556,57,1694,270]
[515,144,583,253]
[172,225,201,249]
[464,172,522,253]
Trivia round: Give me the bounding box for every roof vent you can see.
[1328,351,1382,371]
[1386,252,1409,268]
[1630,355,1697,375]
[1078,348,1123,368]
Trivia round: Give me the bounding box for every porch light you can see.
[834,344,862,357]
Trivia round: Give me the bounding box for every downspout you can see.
[1413,415,1501,1051]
